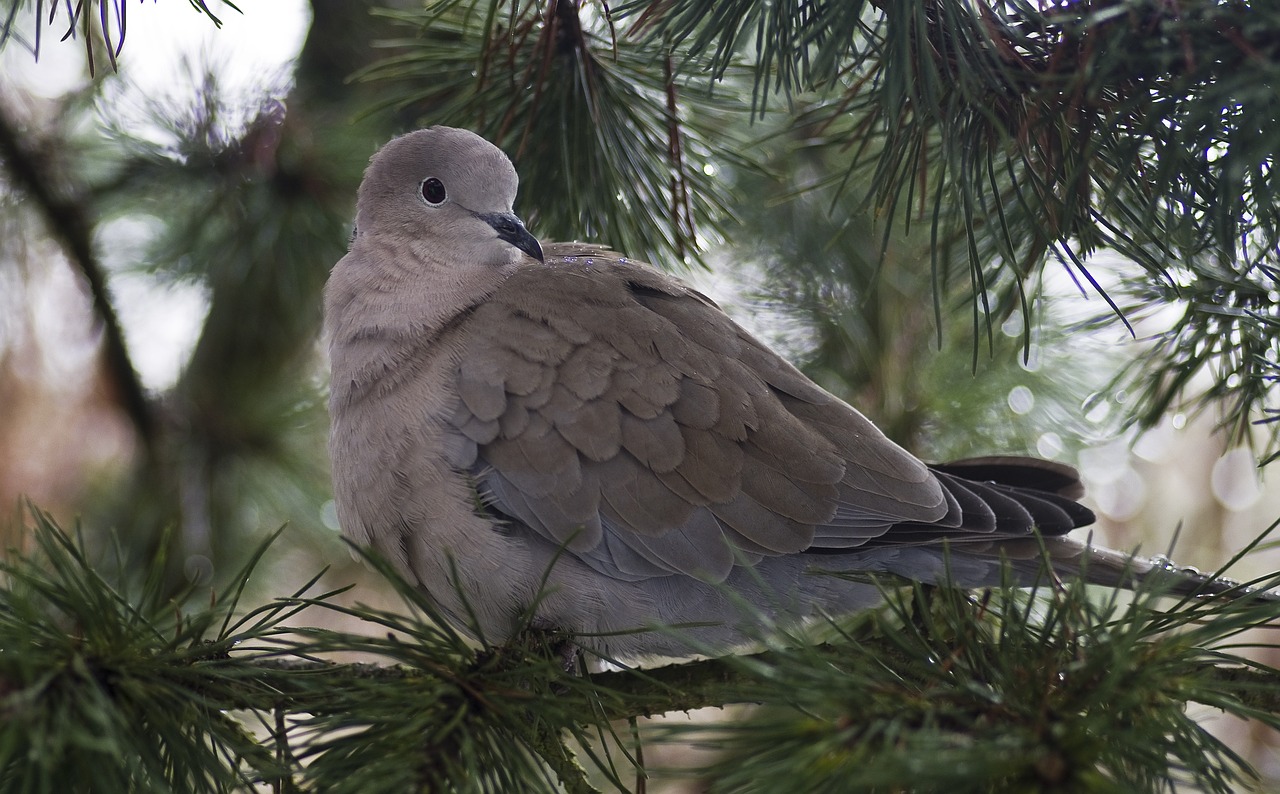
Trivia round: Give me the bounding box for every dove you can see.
[325,126,1263,660]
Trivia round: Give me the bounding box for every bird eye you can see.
[421,177,447,206]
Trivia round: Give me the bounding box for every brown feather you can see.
[674,427,743,503]
[620,412,685,472]
[443,249,1091,585]
[555,397,622,462]
[558,343,617,401]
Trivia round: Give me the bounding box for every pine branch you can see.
[0,0,235,74]
[622,0,1280,447]
[357,0,752,268]
[75,0,398,585]
[72,638,1278,721]
[356,0,1280,451]
[1084,261,1280,452]
[4,511,1280,792]
[0,101,156,453]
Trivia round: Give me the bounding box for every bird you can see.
[325,126,1266,660]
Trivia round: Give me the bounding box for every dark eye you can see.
[421,177,447,205]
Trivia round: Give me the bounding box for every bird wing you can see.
[440,243,964,583]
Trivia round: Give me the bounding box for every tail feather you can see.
[825,455,1278,603]
[877,457,1096,542]
[929,457,1096,536]
[932,456,1086,499]
[981,480,1096,533]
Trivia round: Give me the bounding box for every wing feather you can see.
[439,247,1091,585]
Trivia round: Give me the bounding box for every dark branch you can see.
[0,103,156,453]
[201,646,1280,721]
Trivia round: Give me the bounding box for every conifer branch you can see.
[0,0,232,74]
[0,103,156,453]
[77,640,1280,720]
[3,513,1279,791]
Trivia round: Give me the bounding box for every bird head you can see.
[354,126,544,267]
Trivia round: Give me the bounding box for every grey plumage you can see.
[325,127,1262,659]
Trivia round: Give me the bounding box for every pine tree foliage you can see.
[85,83,360,587]
[358,0,749,266]
[363,0,1280,449]
[0,0,233,75]
[2,1,1278,445]
[2,512,1280,788]
[3,3,391,583]
[4,512,1280,792]
[723,123,1110,455]
[3,0,1280,791]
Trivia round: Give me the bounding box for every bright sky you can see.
[5,1,309,100]
[3,1,310,390]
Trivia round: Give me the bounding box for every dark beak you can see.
[481,212,543,263]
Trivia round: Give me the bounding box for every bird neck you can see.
[324,242,518,407]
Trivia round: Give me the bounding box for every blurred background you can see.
[1,0,1278,784]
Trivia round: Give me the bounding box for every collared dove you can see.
[326,126,1258,659]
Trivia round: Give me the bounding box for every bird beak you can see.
[480,212,544,263]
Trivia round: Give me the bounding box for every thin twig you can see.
[663,51,690,260]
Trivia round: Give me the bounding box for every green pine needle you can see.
[5,509,1280,792]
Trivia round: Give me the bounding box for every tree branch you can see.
[197,646,1280,720]
[0,103,156,454]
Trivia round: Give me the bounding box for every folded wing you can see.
[443,244,1093,584]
